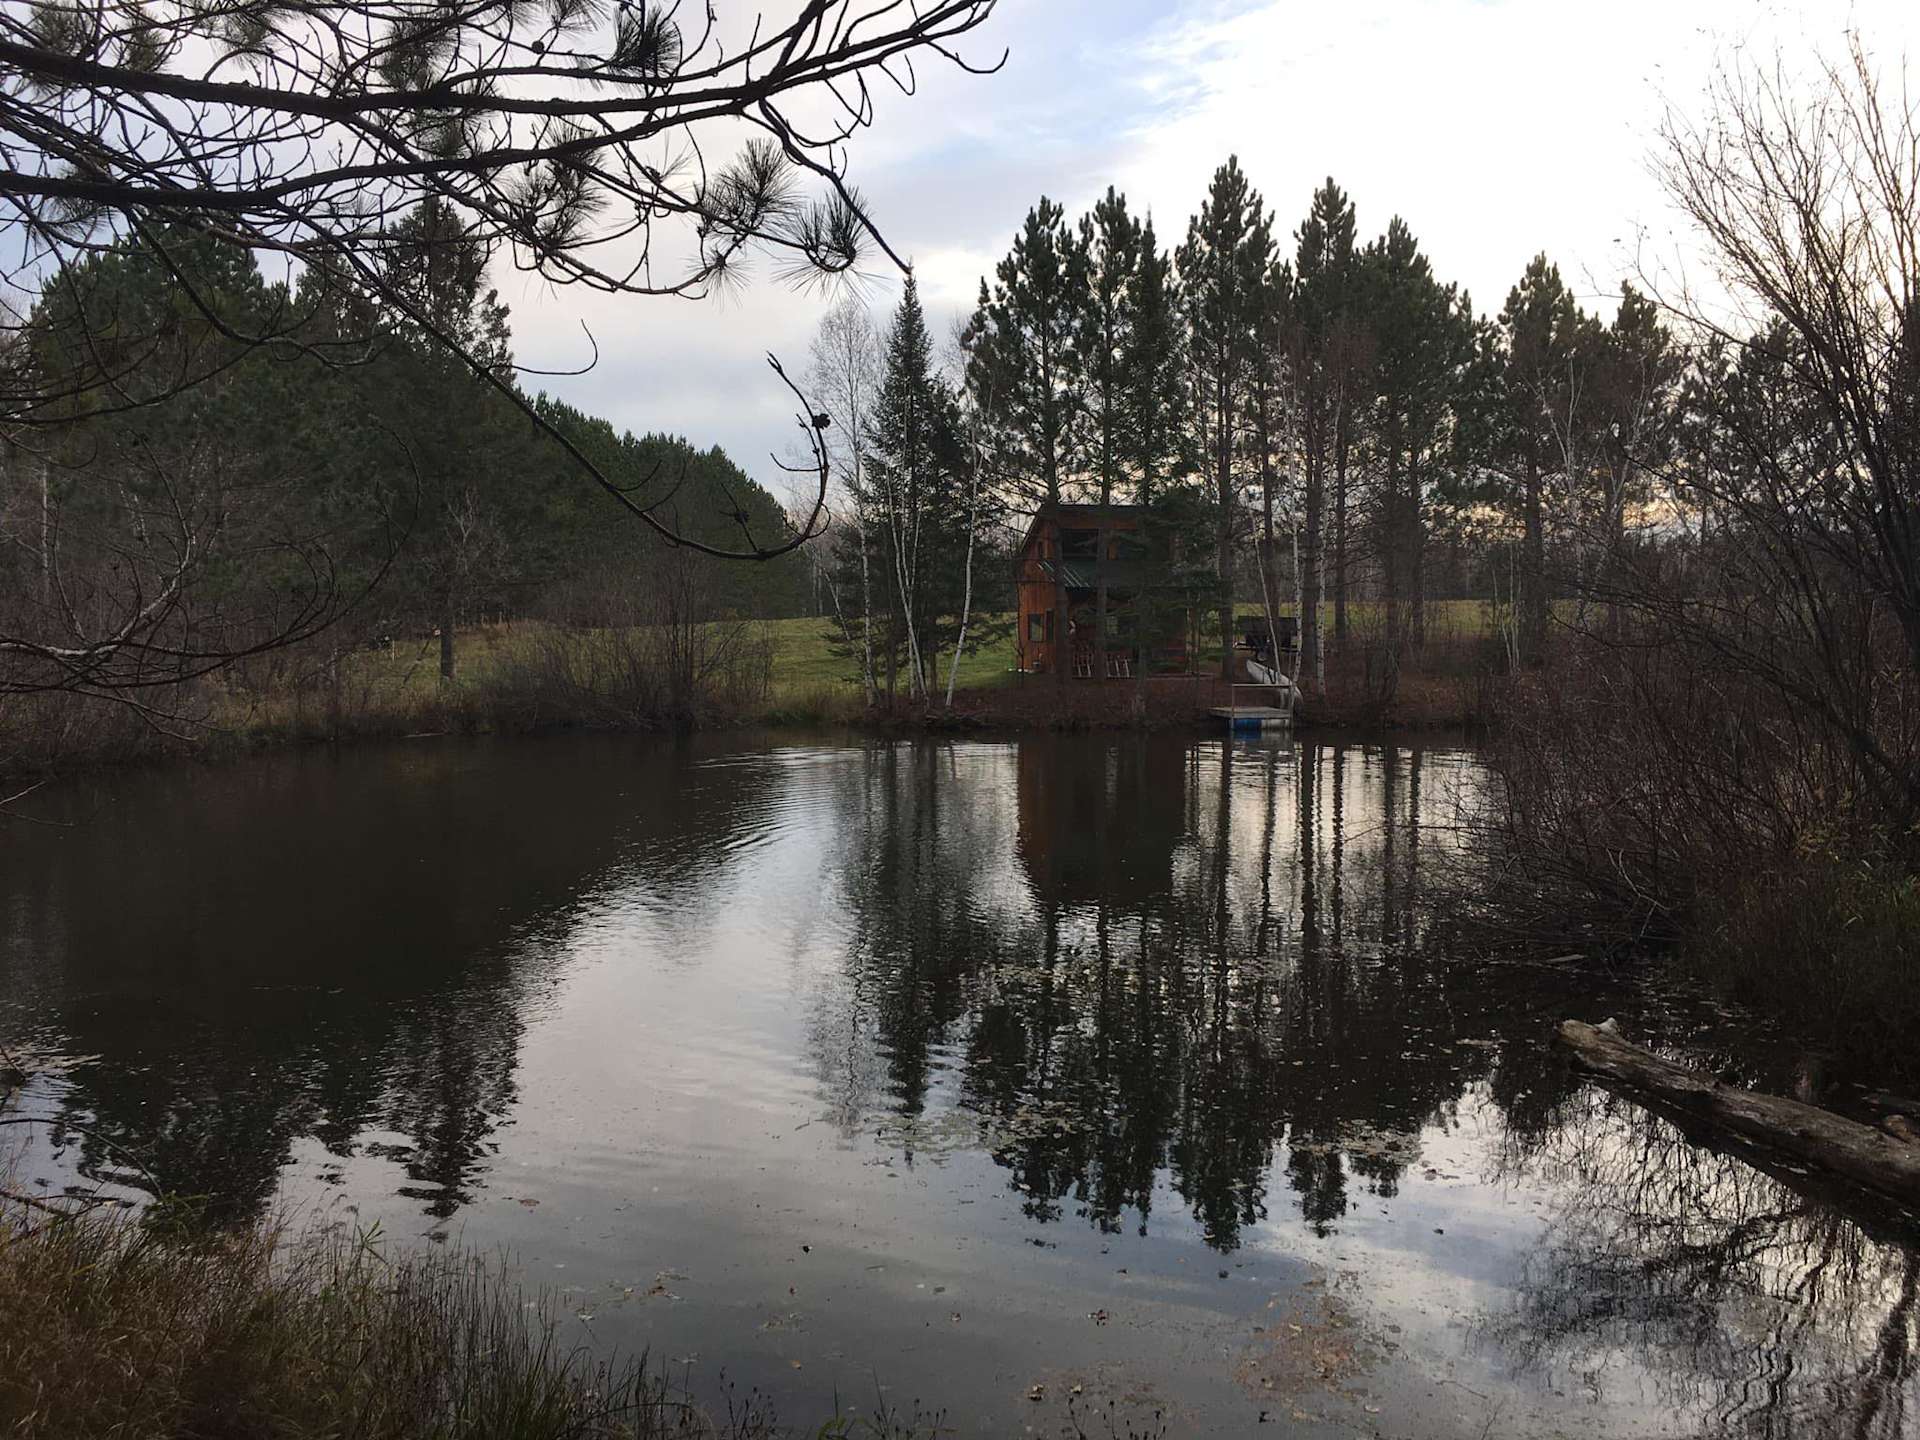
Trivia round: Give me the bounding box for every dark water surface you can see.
[2,732,1915,1437]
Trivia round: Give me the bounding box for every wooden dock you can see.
[1211,706,1293,731]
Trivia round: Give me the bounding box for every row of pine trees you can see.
[814,156,1684,695]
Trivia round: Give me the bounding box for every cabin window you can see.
[1108,532,1147,561]
[1059,528,1099,561]
[1028,612,1051,643]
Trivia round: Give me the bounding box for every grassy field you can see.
[765,599,1498,699]
[210,599,1505,734]
[0,599,1505,771]
[764,615,1021,701]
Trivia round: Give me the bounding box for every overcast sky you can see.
[503,0,1920,498]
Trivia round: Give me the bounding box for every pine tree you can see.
[965,198,1088,676]
[376,200,516,682]
[1125,217,1189,503]
[1294,179,1359,685]
[1246,258,1294,652]
[1588,283,1679,637]
[1360,218,1475,662]
[964,198,1087,509]
[1494,255,1587,662]
[1178,157,1275,678]
[869,276,964,701]
[1073,187,1145,505]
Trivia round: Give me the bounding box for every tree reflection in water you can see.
[814,734,1499,1249]
[0,737,779,1223]
[811,733,1920,1433]
[5,732,1915,1435]
[1482,1088,1918,1439]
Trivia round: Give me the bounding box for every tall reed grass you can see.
[0,1199,760,1439]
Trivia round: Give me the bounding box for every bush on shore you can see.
[1479,634,1920,1082]
[1694,840,1920,1077]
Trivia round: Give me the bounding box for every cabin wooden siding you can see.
[1013,504,1148,676]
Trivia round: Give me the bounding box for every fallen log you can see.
[1883,1115,1920,1146]
[1556,1020,1920,1210]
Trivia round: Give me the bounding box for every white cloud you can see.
[520,0,1920,499]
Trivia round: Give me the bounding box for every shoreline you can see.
[0,679,1490,787]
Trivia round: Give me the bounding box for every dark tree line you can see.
[0,220,810,725]
[0,0,1003,708]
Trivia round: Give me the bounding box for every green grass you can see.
[135,599,1505,760]
[300,614,1023,708]
[764,615,1021,702]
[765,600,1499,701]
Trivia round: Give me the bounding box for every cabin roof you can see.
[1017,502,1148,555]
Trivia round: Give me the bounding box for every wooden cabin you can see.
[1014,503,1185,678]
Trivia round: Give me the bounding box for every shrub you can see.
[1694,839,1920,1075]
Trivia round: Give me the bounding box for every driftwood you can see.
[1556,1020,1920,1209]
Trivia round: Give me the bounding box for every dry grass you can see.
[2,1175,972,1440]
[0,1201,742,1440]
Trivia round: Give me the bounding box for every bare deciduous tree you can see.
[1647,36,1920,817]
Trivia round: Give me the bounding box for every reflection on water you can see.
[818,738,1497,1251]
[1,732,1914,1436]
[1483,1087,1920,1439]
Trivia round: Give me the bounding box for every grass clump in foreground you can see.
[0,1199,920,1440]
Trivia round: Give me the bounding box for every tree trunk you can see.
[1055,550,1071,682]
[856,487,876,707]
[1333,429,1349,645]
[1216,383,1235,681]
[885,607,898,704]
[1523,456,1546,663]
[1409,454,1426,650]
[947,443,981,710]
[1094,520,1110,684]
[439,595,456,683]
[1605,473,1626,643]
[1383,447,1403,657]
[39,455,53,606]
[1556,1020,1920,1207]
[1302,448,1324,689]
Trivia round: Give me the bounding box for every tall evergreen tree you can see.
[1294,179,1359,684]
[1246,258,1295,643]
[1125,217,1190,502]
[1494,255,1588,661]
[375,200,517,682]
[1179,157,1275,677]
[1360,218,1475,659]
[964,199,1088,508]
[966,198,1087,676]
[869,276,964,701]
[1073,188,1146,506]
[1587,282,1680,635]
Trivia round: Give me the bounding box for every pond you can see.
[2,732,1915,1437]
